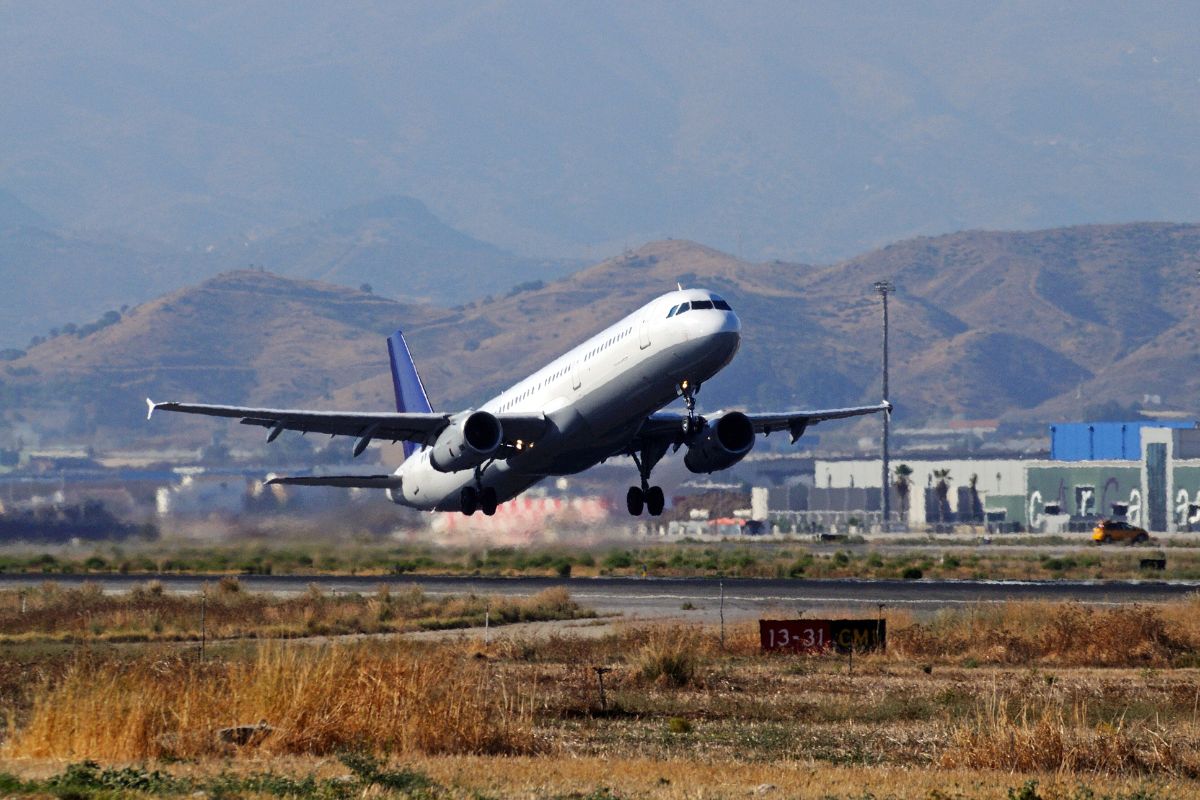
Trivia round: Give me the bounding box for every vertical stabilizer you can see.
[387,331,433,459]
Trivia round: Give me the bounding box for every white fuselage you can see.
[390,289,741,512]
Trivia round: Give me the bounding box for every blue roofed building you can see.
[1049,421,1196,462]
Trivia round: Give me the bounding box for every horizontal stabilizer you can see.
[265,473,402,489]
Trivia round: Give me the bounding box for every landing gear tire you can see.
[460,486,478,516]
[626,486,645,516]
[645,486,665,516]
[480,487,498,516]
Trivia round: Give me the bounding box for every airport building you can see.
[796,421,1200,533]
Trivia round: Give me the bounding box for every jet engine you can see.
[683,411,755,474]
[430,411,503,473]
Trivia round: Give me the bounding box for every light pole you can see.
[874,280,894,531]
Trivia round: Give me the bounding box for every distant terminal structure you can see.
[767,420,1200,534]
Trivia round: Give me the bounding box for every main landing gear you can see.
[460,485,498,516]
[627,483,664,516]
[627,446,667,517]
[460,465,498,516]
[626,380,701,517]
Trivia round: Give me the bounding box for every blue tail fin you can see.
[387,331,433,459]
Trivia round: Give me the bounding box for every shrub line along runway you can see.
[0,575,1196,622]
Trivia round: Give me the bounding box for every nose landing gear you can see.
[679,380,700,435]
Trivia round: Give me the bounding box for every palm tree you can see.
[893,464,914,528]
[967,473,981,523]
[933,468,952,524]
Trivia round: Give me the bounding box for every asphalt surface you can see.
[2,574,1197,623]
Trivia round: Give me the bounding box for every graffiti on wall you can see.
[1175,489,1200,526]
[1028,485,1142,527]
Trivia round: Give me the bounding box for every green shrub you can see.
[602,550,634,570]
[666,716,693,734]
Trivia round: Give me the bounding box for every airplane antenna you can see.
[676,282,683,291]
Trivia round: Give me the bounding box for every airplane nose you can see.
[697,310,740,360]
[700,308,740,337]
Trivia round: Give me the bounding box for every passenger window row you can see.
[585,325,632,361]
[500,324,635,410]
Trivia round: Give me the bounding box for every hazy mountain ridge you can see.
[0,225,201,347]
[3,223,1198,450]
[0,194,577,348]
[221,195,579,305]
[2,271,446,444]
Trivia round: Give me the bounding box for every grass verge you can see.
[0,582,591,643]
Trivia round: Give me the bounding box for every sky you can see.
[2,1,1199,262]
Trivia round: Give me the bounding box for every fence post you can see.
[594,667,611,711]
[199,590,207,662]
[719,578,726,651]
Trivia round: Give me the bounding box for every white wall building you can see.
[813,458,1028,527]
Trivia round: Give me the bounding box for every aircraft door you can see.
[571,360,581,390]
[639,317,651,349]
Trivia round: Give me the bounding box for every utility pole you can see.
[874,280,895,531]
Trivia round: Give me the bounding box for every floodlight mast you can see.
[874,280,895,531]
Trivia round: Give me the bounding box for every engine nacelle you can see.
[430,411,503,473]
[683,411,755,474]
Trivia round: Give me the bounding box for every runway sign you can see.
[759,619,886,653]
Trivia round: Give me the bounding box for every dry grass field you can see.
[0,581,590,643]
[4,590,1200,798]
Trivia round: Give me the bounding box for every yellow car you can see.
[1092,519,1150,544]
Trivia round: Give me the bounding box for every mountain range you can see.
[3,222,1197,453]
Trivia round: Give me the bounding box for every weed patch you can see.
[5,642,540,760]
[632,627,703,687]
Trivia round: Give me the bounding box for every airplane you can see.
[147,288,890,517]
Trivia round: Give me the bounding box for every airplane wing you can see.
[264,473,403,489]
[634,401,891,446]
[147,399,548,456]
[742,401,892,442]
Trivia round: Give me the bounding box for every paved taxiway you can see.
[1,575,1196,624]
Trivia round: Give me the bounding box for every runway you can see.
[2,574,1196,624]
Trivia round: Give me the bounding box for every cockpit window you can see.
[713,299,732,311]
[691,299,714,310]
[675,302,690,315]
[666,304,679,318]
